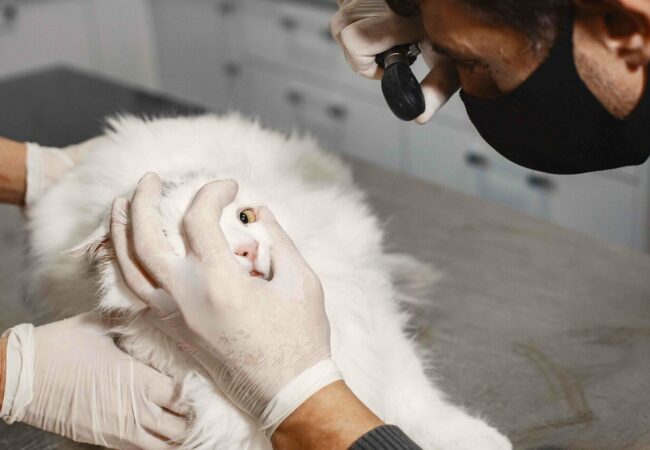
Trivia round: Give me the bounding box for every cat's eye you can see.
[239,208,256,225]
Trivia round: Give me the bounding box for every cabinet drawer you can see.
[543,173,641,248]
[151,0,242,110]
[408,121,536,206]
[231,67,299,132]
[239,0,379,95]
[240,1,339,70]
[233,67,404,171]
[342,93,405,171]
[0,0,95,79]
[408,122,643,247]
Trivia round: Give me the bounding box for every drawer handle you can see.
[223,62,240,78]
[1,4,18,25]
[285,90,304,105]
[326,105,347,121]
[279,16,298,32]
[464,152,489,169]
[216,1,235,15]
[526,174,555,191]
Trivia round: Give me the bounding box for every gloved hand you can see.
[25,137,101,206]
[330,0,459,123]
[1,312,188,449]
[110,173,342,437]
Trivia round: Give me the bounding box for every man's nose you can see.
[234,241,259,263]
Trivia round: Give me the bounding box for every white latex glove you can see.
[109,173,342,437]
[1,312,189,449]
[25,137,101,206]
[330,0,459,123]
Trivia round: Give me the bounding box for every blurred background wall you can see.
[0,0,648,252]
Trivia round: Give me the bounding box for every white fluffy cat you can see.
[26,114,511,449]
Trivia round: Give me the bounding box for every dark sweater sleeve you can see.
[349,425,423,450]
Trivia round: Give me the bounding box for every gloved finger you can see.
[134,429,179,450]
[338,17,385,79]
[415,45,460,124]
[137,400,189,445]
[257,206,317,288]
[414,62,460,124]
[111,197,151,298]
[142,408,189,445]
[330,0,395,44]
[342,45,385,80]
[329,8,351,44]
[140,308,192,346]
[339,16,424,79]
[111,198,177,315]
[182,179,242,272]
[130,173,178,294]
[146,365,193,417]
[329,5,367,45]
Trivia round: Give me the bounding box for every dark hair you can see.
[461,0,569,47]
[387,0,569,47]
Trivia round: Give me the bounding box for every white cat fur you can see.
[26,114,511,449]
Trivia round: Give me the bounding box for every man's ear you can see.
[575,0,650,67]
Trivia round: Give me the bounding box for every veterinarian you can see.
[331,0,650,174]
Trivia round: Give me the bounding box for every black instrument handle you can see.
[376,46,425,121]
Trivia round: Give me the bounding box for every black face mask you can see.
[459,11,650,175]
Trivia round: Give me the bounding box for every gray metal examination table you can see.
[0,68,648,450]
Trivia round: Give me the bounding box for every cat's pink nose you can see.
[234,241,259,263]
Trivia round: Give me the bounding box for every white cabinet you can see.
[238,0,374,98]
[231,67,302,132]
[85,0,159,88]
[0,0,158,88]
[235,67,404,171]
[0,0,96,78]
[408,111,649,249]
[544,173,643,248]
[240,0,339,73]
[408,120,552,218]
[409,120,483,197]
[150,0,241,111]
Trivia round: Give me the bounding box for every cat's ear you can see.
[67,222,112,263]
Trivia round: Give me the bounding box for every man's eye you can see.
[239,208,256,225]
[456,60,490,75]
[455,59,478,71]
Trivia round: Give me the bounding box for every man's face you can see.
[420,0,548,99]
[419,0,648,118]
